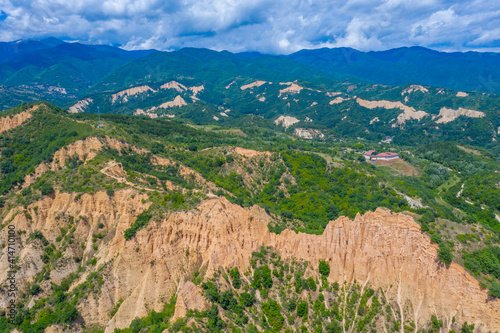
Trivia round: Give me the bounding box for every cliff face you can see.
[2,194,499,332]
[0,105,38,134]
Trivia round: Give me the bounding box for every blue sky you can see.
[0,0,499,54]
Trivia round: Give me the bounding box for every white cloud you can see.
[0,0,499,53]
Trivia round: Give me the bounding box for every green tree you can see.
[438,245,453,266]
[461,322,475,333]
[40,182,54,196]
[262,265,273,289]
[297,301,308,317]
[319,260,330,277]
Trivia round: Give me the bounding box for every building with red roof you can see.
[371,152,399,161]
[363,150,375,160]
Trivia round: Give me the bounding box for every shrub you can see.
[287,299,297,312]
[261,265,273,289]
[319,260,330,277]
[306,277,317,291]
[488,282,500,298]
[124,211,152,240]
[229,267,241,289]
[29,284,42,295]
[240,292,255,307]
[262,299,284,332]
[438,245,453,266]
[325,321,342,333]
[461,322,475,333]
[55,303,79,323]
[297,300,308,317]
[40,182,54,196]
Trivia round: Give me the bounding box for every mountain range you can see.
[1,38,498,152]
[2,38,500,108]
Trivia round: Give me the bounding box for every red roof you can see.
[373,152,398,158]
[364,150,375,156]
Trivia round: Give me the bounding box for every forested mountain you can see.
[287,46,500,94]
[0,37,64,63]
[0,39,155,108]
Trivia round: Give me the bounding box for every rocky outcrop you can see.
[0,104,39,134]
[329,97,347,105]
[435,107,485,123]
[23,136,147,185]
[68,98,92,113]
[233,147,271,159]
[189,85,204,101]
[146,96,187,112]
[293,128,325,139]
[111,86,155,103]
[160,81,187,92]
[172,282,209,321]
[133,109,158,118]
[119,198,499,332]
[241,81,266,90]
[356,98,428,127]
[278,82,303,97]
[402,85,429,95]
[274,115,299,129]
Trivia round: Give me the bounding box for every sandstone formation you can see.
[233,147,271,159]
[402,85,429,95]
[2,194,499,332]
[172,281,210,321]
[274,115,300,129]
[329,97,347,105]
[293,128,325,139]
[147,96,187,112]
[189,85,204,100]
[356,98,429,127]
[111,86,155,103]
[0,104,38,134]
[133,108,159,118]
[160,81,187,92]
[23,136,147,186]
[240,81,266,90]
[435,107,485,124]
[68,98,93,114]
[278,82,304,97]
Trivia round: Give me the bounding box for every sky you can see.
[0,0,500,54]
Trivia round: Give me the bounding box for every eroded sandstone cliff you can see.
[1,193,499,332]
[0,105,39,134]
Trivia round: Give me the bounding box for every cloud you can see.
[0,0,499,53]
